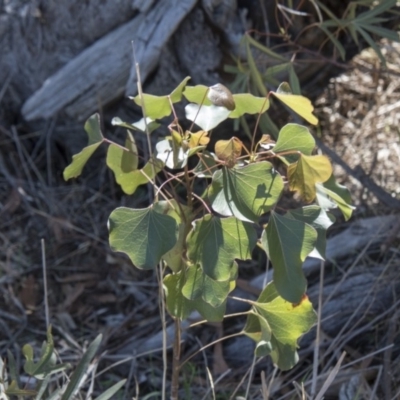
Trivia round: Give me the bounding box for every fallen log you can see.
[21,0,198,121]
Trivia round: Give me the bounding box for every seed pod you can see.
[207,83,235,111]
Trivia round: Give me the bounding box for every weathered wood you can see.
[21,0,198,121]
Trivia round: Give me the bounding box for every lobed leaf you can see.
[316,174,354,220]
[186,215,256,281]
[208,162,284,222]
[107,141,163,195]
[286,205,335,259]
[272,83,318,125]
[244,282,316,370]
[132,76,190,119]
[262,211,317,303]
[287,154,332,203]
[109,205,177,269]
[63,114,103,180]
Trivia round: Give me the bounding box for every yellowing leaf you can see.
[272,82,318,125]
[214,137,243,167]
[288,154,332,202]
[187,131,210,148]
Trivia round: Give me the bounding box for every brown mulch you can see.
[1,40,400,399]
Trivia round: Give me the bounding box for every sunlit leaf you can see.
[186,215,256,281]
[229,93,270,118]
[214,137,243,167]
[262,211,317,303]
[208,162,284,222]
[183,85,212,105]
[287,154,332,203]
[63,114,103,180]
[273,124,315,162]
[107,142,163,194]
[109,205,177,269]
[244,282,316,370]
[187,130,210,148]
[316,174,354,220]
[272,83,318,125]
[132,76,191,119]
[111,116,160,134]
[185,104,231,131]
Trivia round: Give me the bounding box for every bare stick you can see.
[41,239,50,329]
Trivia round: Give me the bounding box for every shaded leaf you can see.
[286,206,335,259]
[262,211,317,303]
[109,205,177,269]
[272,83,318,125]
[182,262,237,307]
[208,162,284,222]
[121,131,138,172]
[287,154,332,203]
[61,335,102,400]
[63,114,103,180]
[193,151,219,178]
[186,215,256,281]
[316,174,354,221]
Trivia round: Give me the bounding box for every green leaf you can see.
[61,335,102,400]
[262,211,317,303]
[185,104,231,131]
[319,25,346,60]
[109,204,178,269]
[111,117,160,134]
[132,77,191,119]
[246,38,267,96]
[107,143,164,194]
[287,154,332,203]
[164,272,194,319]
[160,200,194,272]
[316,174,355,221]
[93,379,127,400]
[193,151,219,178]
[355,26,386,65]
[164,271,228,322]
[6,381,37,397]
[186,215,256,281]
[120,131,138,172]
[273,124,315,162]
[63,114,103,180]
[244,282,316,370]
[183,85,213,105]
[272,83,318,125]
[23,326,54,377]
[182,263,237,307]
[208,162,284,222]
[286,206,335,259]
[229,93,270,118]
[288,65,301,95]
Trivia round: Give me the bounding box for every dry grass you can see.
[1,40,400,399]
